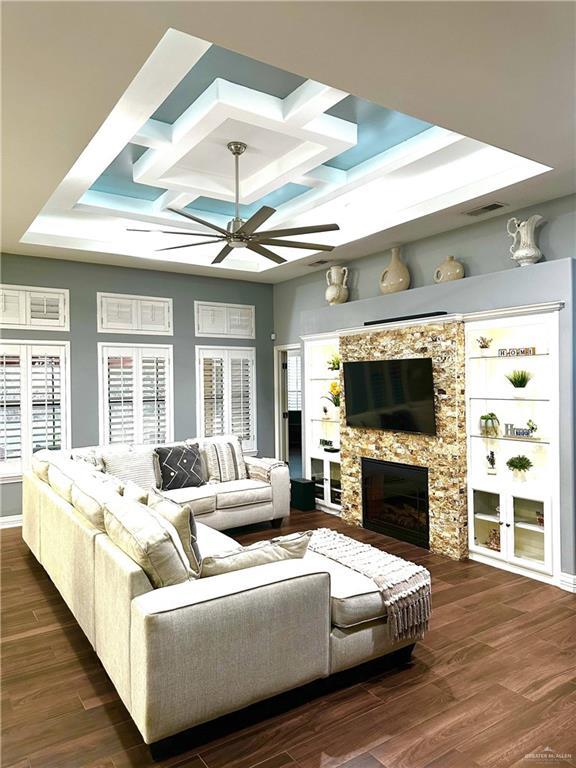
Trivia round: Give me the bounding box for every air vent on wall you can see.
[464,202,507,217]
[308,259,330,267]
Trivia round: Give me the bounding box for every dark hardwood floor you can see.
[2,510,576,768]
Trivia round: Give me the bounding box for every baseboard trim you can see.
[559,572,576,593]
[0,514,22,529]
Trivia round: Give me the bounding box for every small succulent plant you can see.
[477,336,492,349]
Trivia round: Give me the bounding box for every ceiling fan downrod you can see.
[227,141,247,237]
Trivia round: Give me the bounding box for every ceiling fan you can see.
[128,141,340,265]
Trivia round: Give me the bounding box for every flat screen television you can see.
[343,358,436,435]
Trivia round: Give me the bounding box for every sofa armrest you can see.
[130,560,331,743]
[244,456,290,519]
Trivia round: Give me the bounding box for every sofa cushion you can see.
[71,472,124,531]
[195,522,240,558]
[304,552,387,628]
[70,447,105,472]
[213,479,272,509]
[201,532,311,578]
[123,479,149,504]
[162,486,216,516]
[155,443,204,491]
[104,496,196,588]
[101,445,160,489]
[148,488,201,574]
[203,437,246,482]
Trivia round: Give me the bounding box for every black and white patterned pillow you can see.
[155,444,204,491]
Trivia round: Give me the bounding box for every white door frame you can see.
[274,343,301,460]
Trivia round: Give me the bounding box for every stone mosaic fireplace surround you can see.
[339,320,468,560]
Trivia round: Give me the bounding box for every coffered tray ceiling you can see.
[18,26,551,275]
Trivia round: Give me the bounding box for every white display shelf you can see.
[471,434,550,445]
[309,375,339,381]
[474,512,499,523]
[310,418,339,424]
[465,309,559,585]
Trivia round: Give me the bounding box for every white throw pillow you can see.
[201,531,312,578]
[104,496,196,588]
[101,445,160,489]
[147,488,201,575]
[203,436,247,482]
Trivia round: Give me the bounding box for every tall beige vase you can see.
[380,247,410,294]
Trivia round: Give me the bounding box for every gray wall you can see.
[274,194,575,344]
[0,254,274,517]
[273,194,576,577]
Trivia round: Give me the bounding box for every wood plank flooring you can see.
[2,510,575,768]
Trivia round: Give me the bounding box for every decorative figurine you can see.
[380,246,410,294]
[325,265,349,305]
[507,214,545,267]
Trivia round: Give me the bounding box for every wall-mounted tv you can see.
[343,358,436,435]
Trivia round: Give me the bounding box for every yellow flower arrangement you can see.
[323,380,341,407]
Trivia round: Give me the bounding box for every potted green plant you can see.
[505,370,533,394]
[327,353,341,371]
[480,412,500,437]
[476,336,493,356]
[506,455,533,477]
[486,450,496,475]
[527,419,538,436]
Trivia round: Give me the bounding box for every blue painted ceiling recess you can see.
[88,43,434,213]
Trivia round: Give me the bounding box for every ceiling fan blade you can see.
[255,238,335,251]
[254,223,340,238]
[128,228,222,237]
[236,206,276,236]
[156,239,224,252]
[212,244,233,264]
[167,207,229,236]
[247,242,287,265]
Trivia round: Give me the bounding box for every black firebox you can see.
[361,458,429,548]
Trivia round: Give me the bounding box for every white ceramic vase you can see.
[325,265,349,305]
[380,247,410,294]
[507,214,546,267]
[434,255,464,283]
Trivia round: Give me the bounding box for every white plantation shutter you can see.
[106,352,135,444]
[30,352,63,453]
[0,290,25,326]
[230,353,254,443]
[98,293,172,334]
[287,352,302,411]
[99,345,172,445]
[198,348,256,452]
[141,354,168,443]
[201,355,225,437]
[0,350,22,464]
[0,342,69,477]
[0,286,68,330]
[195,302,255,339]
[101,296,136,331]
[28,293,65,327]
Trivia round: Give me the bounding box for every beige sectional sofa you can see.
[22,438,421,744]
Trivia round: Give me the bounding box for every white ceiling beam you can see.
[132,118,173,149]
[283,80,349,127]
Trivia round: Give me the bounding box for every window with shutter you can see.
[195,302,255,339]
[0,285,68,330]
[99,344,173,445]
[287,351,302,411]
[98,293,172,335]
[197,347,256,452]
[0,341,70,478]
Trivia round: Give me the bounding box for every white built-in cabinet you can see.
[303,335,341,514]
[465,309,560,585]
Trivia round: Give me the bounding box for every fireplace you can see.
[361,458,429,548]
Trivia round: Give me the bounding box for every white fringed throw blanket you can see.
[309,529,431,641]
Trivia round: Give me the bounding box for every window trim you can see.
[97,292,173,336]
[195,345,257,454]
[0,284,70,332]
[194,301,256,339]
[0,339,71,483]
[97,342,174,446]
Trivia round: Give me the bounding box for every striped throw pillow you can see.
[204,439,246,482]
[101,445,160,489]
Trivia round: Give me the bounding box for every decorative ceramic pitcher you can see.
[507,214,545,267]
[380,247,410,294]
[434,255,464,283]
[325,265,349,305]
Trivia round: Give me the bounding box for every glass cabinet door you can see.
[329,461,341,506]
[511,496,548,570]
[310,458,325,502]
[472,489,503,555]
